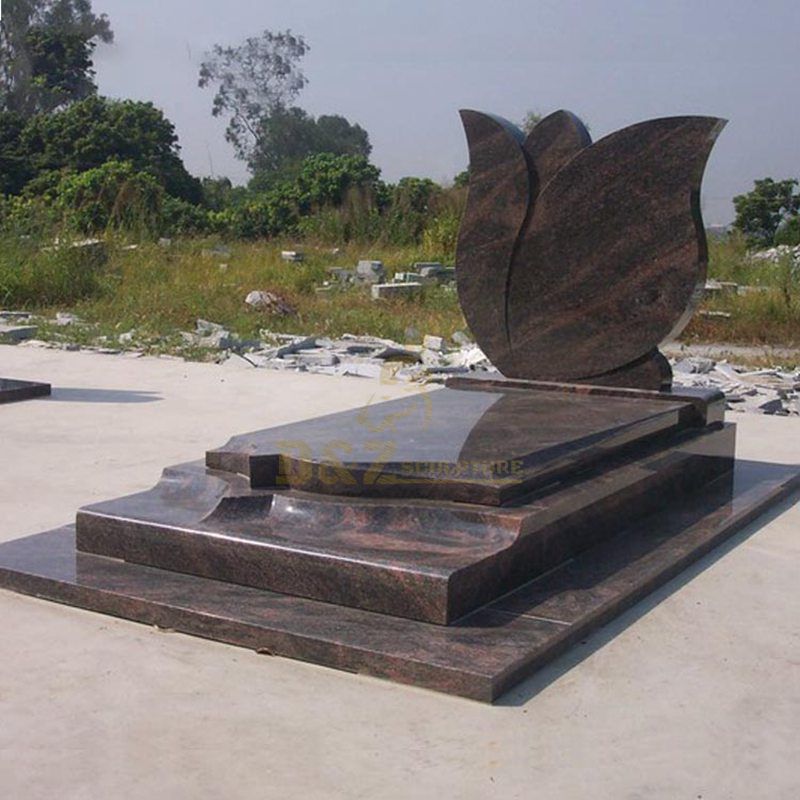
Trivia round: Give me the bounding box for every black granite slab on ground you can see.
[0,378,51,404]
[0,460,796,702]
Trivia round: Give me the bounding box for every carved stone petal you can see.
[456,111,529,368]
[501,116,726,381]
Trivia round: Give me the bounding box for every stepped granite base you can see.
[0,380,797,701]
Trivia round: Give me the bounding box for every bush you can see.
[160,195,211,236]
[55,160,163,235]
[775,216,800,247]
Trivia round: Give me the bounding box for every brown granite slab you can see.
[206,386,700,505]
[456,109,590,371]
[445,377,726,426]
[0,378,51,404]
[504,116,726,382]
[1,460,796,702]
[75,424,735,624]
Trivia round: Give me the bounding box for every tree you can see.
[249,107,371,188]
[198,29,309,164]
[0,111,34,194]
[0,0,112,116]
[54,159,163,234]
[21,96,202,202]
[520,110,543,134]
[733,178,800,247]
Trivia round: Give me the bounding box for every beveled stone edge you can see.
[0,464,796,703]
[0,378,51,405]
[446,375,725,426]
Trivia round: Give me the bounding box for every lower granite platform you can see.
[0,377,51,404]
[1,459,796,702]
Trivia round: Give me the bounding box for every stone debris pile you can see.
[316,260,456,299]
[749,244,800,272]
[4,305,798,414]
[233,330,493,382]
[673,357,800,416]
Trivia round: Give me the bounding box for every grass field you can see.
[1,233,798,358]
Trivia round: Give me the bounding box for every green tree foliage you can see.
[198,29,309,164]
[774,216,800,247]
[733,178,800,247]
[8,96,201,202]
[0,111,34,194]
[295,153,382,210]
[0,0,112,116]
[384,177,440,244]
[453,170,469,188]
[54,159,163,234]
[249,107,371,188]
[520,110,543,134]
[216,153,384,240]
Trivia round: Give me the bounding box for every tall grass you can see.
[2,228,797,353]
[0,235,107,308]
[683,234,800,346]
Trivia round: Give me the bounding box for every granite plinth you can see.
[0,460,796,702]
[76,422,735,624]
[2,379,795,700]
[206,386,716,505]
[0,377,51,404]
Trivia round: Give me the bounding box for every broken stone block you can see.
[295,350,340,367]
[337,361,385,379]
[414,263,456,283]
[758,398,787,415]
[423,334,445,351]
[357,260,385,283]
[413,261,443,274]
[448,345,489,369]
[281,250,304,262]
[0,325,38,343]
[201,331,234,350]
[674,357,715,374]
[276,337,318,358]
[370,282,423,300]
[244,291,295,316]
[703,279,738,298]
[221,353,256,370]
[196,319,227,336]
[393,272,423,284]
[327,267,355,283]
[452,331,472,346]
[373,346,422,363]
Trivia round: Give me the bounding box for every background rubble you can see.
[4,306,797,415]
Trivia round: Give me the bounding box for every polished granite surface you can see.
[0,378,51,404]
[1,460,796,701]
[76,423,736,624]
[456,109,725,389]
[207,385,704,505]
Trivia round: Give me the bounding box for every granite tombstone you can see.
[0,109,797,702]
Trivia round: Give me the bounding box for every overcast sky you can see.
[92,0,799,224]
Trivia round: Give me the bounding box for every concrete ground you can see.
[1,344,799,800]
